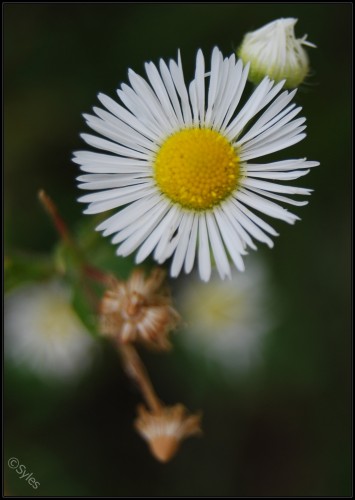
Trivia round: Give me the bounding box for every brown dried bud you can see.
[134,404,202,463]
[99,268,180,351]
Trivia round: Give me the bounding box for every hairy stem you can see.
[38,190,75,248]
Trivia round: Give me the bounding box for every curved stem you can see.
[118,342,162,413]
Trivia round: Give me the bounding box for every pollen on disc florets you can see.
[154,128,240,211]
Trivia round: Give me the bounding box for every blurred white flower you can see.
[238,18,316,88]
[177,259,273,372]
[5,281,96,381]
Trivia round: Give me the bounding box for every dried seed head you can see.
[100,268,180,350]
[134,404,202,463]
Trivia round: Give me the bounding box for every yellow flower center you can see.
[153,128,240,210]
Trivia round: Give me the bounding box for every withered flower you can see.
[135,404,202,463]
[100,268,180,350]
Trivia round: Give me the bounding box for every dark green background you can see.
[4,3,352,497]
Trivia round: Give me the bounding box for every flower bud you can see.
[237,18,316,88]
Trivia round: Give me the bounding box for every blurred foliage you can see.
[4,3,351,497]
[4,253,56,293]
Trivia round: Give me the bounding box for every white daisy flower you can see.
[73,47,319,282]
[237,18,316,88]
[5,281,96,381]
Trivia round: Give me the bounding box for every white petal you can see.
[205,47,223,125]
[78,164,150,174]
[246,169,310,181]
[236,188,299,224]
[255,79,286,114]
[154,205,182,262]
[220,204,257,250]
[220,59,247,131]
[239,118,306,153]
[170,213,194,277]
[245,186,309,206]
[169,52,193,125]
[97,92,159,141]
[239,132,306,161]
[241,177,312,196]
[115,201,169,256]
[73,150,150,166]
[97,194,161,234]
[228,200,274,248]
[210,56,230,128]
[225,77,273,140]
[216,203,249,251]
[144,61,180,128]
[135,204,180,263]
[245,158,319,172]
[83,113,154,154]
[90,108,157,151]
[78,176,149,191]
[117,85,164,138]
[128,69,174,130]
[77,180,153,203]
[110,200,168,245]
[214,207,246,271]
[198,214,211,282]
[184,214,198,274]
[82,186,156,214]
[159,58,184,125]
[195,49,205,124]
[189,80,199,126]
[233,199,279,236]
[238,94,299,145]
[80,133,151,160]
[206,212,231,279]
